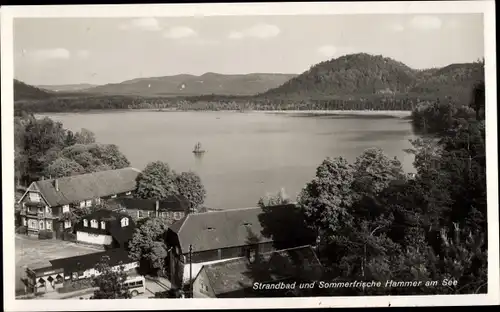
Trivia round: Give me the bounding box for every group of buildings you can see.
[17,167,323,298]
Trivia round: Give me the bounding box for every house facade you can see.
[25,249,139,295]
[107,196,190,224]
[192,245,323,298]
[73,209,137,249]
[17,167,141,238]
[165,204,316,288]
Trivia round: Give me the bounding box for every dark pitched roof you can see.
[107,195,189,212]
[168,204,315,254]
[32,167,141,207]
[74,209,136,246]
[49,249,135,272]
[202,245,322,296]
[158,195,189,212]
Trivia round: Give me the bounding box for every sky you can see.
[13,14,484,86]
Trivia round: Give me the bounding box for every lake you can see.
[42,110,417,209]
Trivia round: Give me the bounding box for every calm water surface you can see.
[42,111,417,209]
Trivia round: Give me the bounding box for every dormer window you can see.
[101,221,106,229]
[121,217,129,227]
[90,219,98,228]
[83,219,88,227]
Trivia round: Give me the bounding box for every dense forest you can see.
[13,53,484,114]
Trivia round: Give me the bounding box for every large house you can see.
[192,245,323,298]
[25,249,139,295]
[165,204,316,288]
[73,209,137,249]
[18,167,141,238]
[107,196,190,224]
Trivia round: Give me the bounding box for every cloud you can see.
[409,15,442,30]
[390,23,405,32]
[76,50,90,59]
[228,31,244,40]
[119,17,161,31]
[317,45,358,59]
[317,45,337,58]
[228,23,280,39]
[25,48,70,60]
[163,26,197,39]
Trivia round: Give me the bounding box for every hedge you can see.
[38,230,53,240]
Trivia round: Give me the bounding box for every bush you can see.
[62,231,77,241]
[16,225,27,234]
[38,230,53,240]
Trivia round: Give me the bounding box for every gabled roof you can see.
[107,195,189,212]
[74,209,136,246]
[168,204,315,254]
[49,249,135,272]
[30,167,141,207]
[201,245,323,296]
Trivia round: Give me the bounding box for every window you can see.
[111,195,117,199]
[148,211,155,217]
[121,217,129,227]
[62,205,70,213]
[101,221,106,229]
[29,192,40,202]
[173,212,182,220]
[22,217,27,226]
[83,219,88,227]
[79,201,85,208]
[138,210,146,218]
[47,221,52,230]
[161,212,168,218]
[96,198,101,204]
[64,220,71,229]
[39,221,44,230]
[125,191,132,196]
[91,219,98,228]
[29,220,37,229]
[85,200,92,207]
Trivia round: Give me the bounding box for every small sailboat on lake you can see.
[193,142,206,154]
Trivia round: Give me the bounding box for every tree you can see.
[297,157,355,252]
[90,255,132,299]
[75,128,96,144]
[128,217,169,276]
[60,143,130,173]
[135,161,178,200]
[174,171,206,212]
[21,117,71,182]
[44,157,86,178]
[257,188,290,208]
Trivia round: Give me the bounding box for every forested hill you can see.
[14,79,54,100]
[70,72,297,97]
[259,53,484,102]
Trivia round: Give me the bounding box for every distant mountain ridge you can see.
[37,83,98,92]
[73,72,298,97]
[14,53,484,105]
[259,53,484,100]
[14,79,53,100]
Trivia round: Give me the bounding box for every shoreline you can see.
[37,108,412,118]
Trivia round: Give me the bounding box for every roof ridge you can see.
[40,167,141,183]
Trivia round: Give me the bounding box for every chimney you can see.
[54,179,59,191]
[155,200,159,217]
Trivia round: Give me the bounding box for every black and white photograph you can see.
[1,1,498,310]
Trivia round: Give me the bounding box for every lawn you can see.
[15,235,101,295]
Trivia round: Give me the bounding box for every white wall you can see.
[76,231,113,245]
[80,261,139,279]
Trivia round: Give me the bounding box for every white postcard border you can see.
[1,1,498,310]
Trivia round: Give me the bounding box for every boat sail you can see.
[193,142,206,154]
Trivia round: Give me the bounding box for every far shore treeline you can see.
[13,53,484,115]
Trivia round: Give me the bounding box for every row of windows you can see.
[136,210,184,220]
[83,217,129,228]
